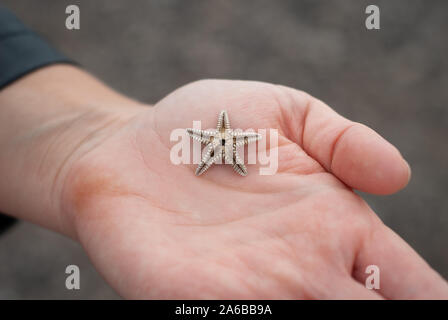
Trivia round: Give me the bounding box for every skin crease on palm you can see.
[1,66,447,299]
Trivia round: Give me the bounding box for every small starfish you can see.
[186,110,261,176]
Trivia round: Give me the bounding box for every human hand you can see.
[59,79,448,299]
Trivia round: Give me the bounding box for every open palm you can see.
[63,80,448,299]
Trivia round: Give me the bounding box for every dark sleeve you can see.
[0,5,74,88]
[0,6,74,233]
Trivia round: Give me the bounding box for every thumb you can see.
[330,123,411,195]
[287,90,410,195]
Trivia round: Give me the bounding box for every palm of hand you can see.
[63,80,447,299]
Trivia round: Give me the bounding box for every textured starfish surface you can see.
[186,110,261,176]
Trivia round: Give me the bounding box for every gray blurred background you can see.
[0,0,447,299]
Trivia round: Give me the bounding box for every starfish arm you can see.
[232,148,248,176]
[234,131,262,147]
[217,110,231,131]
[186,128,218,144]
[195,142,222,176]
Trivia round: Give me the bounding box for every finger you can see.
[285,90,410,195]
[353,225,448,299]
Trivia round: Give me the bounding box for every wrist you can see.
[0,64,147,239]
[45,106,145,239]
